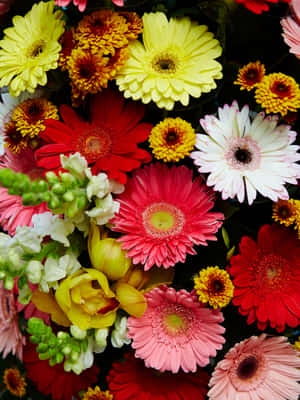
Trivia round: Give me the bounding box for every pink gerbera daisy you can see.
[127,285,225,373]
[208,334,300,400]
[111,163,224,271]
[55,0,123,12]
[0,149,49,235]
[0,282,25,361]
[281,0,300,59]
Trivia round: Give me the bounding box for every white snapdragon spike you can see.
[85,194,120,225]
[32,212,75,246]
[190,101,300,205]
[39,252,82,292]
[12,225,42,254]
[94,327,109,350]
[26,260,43,284]
[111,315,131,348]
[69,212,90,235]
[60,152,88,180]
[86,172,111,200]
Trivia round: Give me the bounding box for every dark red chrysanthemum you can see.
[235,0,290,14]
[107,353,210,400]
[35,89,152,184]
[23,343,99,400]
[229,224,300,332]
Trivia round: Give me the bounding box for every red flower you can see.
[23,343,99,400]
[229,224,300,332]
[35,89,152,184]
[107,353,210,400]
[235,0,290,14]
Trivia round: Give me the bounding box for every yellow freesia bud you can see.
[113,282,147,318]
[88,223,131,281]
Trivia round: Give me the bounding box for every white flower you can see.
[94,327,109,349]
[85,194,120,225]
[60,153,88,180]
[26,260,43,284]
[111,315,131,348]
[86,172,110,201]
[32,212,75,246]
[191,101,300,205]
[13,225,42,254]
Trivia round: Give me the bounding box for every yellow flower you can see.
[12,98,59,139]
[272,199,297,227]
[255,73,300,116]
[82,386,113,400]
[234,61,265,91]
[4,121,29,153]
[194,266,234,309]
[149,117,196,162]
[0,1,65,97]
[116,12,223,110]
[3,369,26,397]
[55,268,147,330]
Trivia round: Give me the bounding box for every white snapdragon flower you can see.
[32,212,75,246]
[85,194,120,225]
[60,153,88,180]
[13,225,42,254]
[111,315,131,348]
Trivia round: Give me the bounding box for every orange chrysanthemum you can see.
[3,368,26,397]
[4,121,29,153]
[58,28,76,71]
[234,61,265,91]
[272,199,297,227]
[255,72,300,116]
[119,12,143,39]
[11,98,59,139]
[74,10,129,55]
[82,386,113,400]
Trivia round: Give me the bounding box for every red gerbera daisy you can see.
[107,353,210,400]
[35,89,152,184]
[229,224,300,332]
[235,0,290,14]
[23,343,99,400]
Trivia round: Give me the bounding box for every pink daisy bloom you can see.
[127,285,225,373]
[0,282,25,361]
[0,149,49,235]
[190,101,300,205]
[281,0,300,59]
[111,163,224,271]
[208,334,300,400]
[55,0,123,12]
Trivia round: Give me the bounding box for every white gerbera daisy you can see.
[190,101,300,204]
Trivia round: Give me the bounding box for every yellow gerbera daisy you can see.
[0,1,65,98]
[255,72,300,116]
[194,266,234,309]
[234,61,265,91]
[272,199,297,227]
[116,12,223,110]
[82,387,113,400]
[149,117,196,162]
[3,368,26,397]
[12,98,59,139]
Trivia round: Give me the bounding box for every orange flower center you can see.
[256,253,291,290]
[245,68,259,82]
[272,82,291,98]
[74,127,112,163]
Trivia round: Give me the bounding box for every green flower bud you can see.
[0,271,6,280]
[49,195,61,210]
[62,345,72,356]
[70,325,87,340]
[55,353,64,364]
[57,331,69,341]
[28,317,47,335]
[40,192,51,203]
[0,168,16,187]
[22,192,37,206]
[39,352,50,360]
[7,248,22,272]
[70,351,80,362]
[26,260,42,284]
[62,191,75,202]
[52,183,65,195]
[30,336,40,344]
[76,196,87,210]
[37,343,49,353]
[3,276,14,290]
[36,180,49,192]
[60,173,76,187]
[46,171,60,184]
[49,357,58,366]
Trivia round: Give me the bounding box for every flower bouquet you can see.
[0,0,299,399]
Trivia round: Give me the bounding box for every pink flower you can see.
[127,285,225,373]
[0,282,25,361]
[55,0,123,12]
[208,334,300,400]
[0,149,49,235]
[282,0,300,59]
[111,163,224,271]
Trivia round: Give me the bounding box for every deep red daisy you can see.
[35,89,152,184]
[235,0,290,14]
[23,343,99,400]
[107,353,210,400]
[228,224,300,332]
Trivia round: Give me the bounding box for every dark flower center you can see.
[7,372,18,390]
[28,103,43,121]
[212,279,224,293]
[273,82,290,97]
[245,68,259,81]
[79,62,96,79]
[237,355,259,380]
[234,148,252,164]
[31,45,44,58]
[159,59,174,71]
[166,130,178,144]
[152,53,177,74]
[278,205,291,219]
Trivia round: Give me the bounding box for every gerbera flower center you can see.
[152,53,177,74]
[226,137,261,171]
[74,127,113,163]
[212,279,224,293]
[236,355,259,380]
[165,130,178,144]
[164,312,187,335]
[142,202,185,238]
[256,253,291,290]
[277,205,292,219]
[79,61,96,79]
[245,68,259,81]
[272,82,290,97]
[234,148,252,164]
[28,40,45,58]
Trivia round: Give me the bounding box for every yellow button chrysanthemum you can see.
[116,12,223,110]
[0,1,65,97]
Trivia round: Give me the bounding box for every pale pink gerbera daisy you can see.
[111,163,224,271]
[127,285,225,373]
[208,334,300,400]
[55,0,123,12]
[0,282,25,361]
[281,0,300,59]
[0,149,49,235]
[190,101,300,205]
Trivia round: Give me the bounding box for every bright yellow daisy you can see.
[82,387,113,400]
[234,61,265,91]
[116,12,223,110]
[0,1,65,97]
[272,199,297,227]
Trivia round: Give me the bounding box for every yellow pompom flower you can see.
[3,368,26,397]
[194,266,234,309]
[82,387,113,400]
[149,117,196,162]
[0,1,65,97]
[116,12,223,110]
[272,199,297,227]
[234,61,265,91]
[255,72,300,116]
